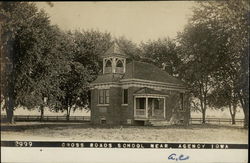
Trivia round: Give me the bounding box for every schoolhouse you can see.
[90,43,190,126]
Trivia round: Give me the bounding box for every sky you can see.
[36,2,196,44]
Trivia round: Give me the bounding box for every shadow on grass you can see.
[1,122,245,132]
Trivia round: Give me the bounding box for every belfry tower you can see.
[102,43,127,74]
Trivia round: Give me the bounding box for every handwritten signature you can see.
[168,153,189,161]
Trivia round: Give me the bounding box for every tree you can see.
[52,30,113,120]
[177,21,227,124]
[55,61,93,121]
[140,38,181,77]
[73,30,113,76]
[177,0,249,126]
[188,0,249,127]
[115,36,141,62]
[208,83,239,124]
[0,2,62,122]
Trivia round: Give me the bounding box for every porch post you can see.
[134,97,136,117]
[152,99,154,116]
[146,97,148,118]
[163,97,166,119]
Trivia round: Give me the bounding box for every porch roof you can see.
[133,87,169,96]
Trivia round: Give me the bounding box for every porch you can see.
[133,88,168,120]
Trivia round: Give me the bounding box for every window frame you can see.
[122,89,128,105]
[98,89,110,105]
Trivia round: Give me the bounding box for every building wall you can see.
[91,86,190,125]
[91,87,123,125]
[120,87,137,125]
[167,90,190,125]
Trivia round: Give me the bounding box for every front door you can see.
[148,98,163,118]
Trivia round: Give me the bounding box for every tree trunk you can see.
[6,108,14,123]
[238,94,249,128]
[40,105,44,121]
[229,102,236,125]
[232,103,237,125]
[6,97,14,123]
[231,114,236,125]
[243,105,249,128]
[200,98,206,124]
[66,107,71,121]
[201,109,206,124]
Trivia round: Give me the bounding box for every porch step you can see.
[148,120,171,127]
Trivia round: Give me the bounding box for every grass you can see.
[1,122,248,143]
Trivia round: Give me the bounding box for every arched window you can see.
[105,60,112,67]
[116,60,123,68]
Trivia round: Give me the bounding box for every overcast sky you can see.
[36,2,196,44]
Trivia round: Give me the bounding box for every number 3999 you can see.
[15,141,33,147]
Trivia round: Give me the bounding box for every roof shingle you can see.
[123,61,185,85]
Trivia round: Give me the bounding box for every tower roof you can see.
[102,42,127,58]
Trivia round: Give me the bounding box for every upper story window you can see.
[122,89,128,105]
[99,89,109,104]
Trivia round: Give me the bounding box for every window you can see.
[122,89,128,104]
[179,93,184,111]
[105,89,109,104]
[116,60,123,67]
[105,60,112,67]
[98,89,109,104]
[115,60,124,73]
[104,60,112,74]
[136,98,145,109]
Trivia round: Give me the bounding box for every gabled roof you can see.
[91,61,186,88]
[102,43,127,58]
[134,87,169,96]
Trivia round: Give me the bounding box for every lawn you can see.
[1,122,248,143]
